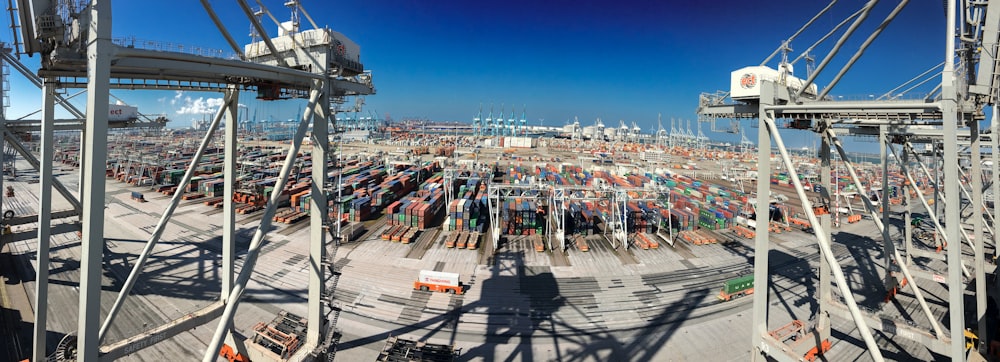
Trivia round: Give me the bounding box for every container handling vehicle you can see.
[413,270,464,295]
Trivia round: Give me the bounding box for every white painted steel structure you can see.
[7,0,374,360]
[698,0,1000,361]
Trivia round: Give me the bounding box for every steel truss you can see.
[694,0,1000,360]
[10,0,374,360]
[702,83,988,361]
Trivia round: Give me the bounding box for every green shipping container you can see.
[722,275,754,295]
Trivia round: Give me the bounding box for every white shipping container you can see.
[507,136,536,148]
[418,270,459,286]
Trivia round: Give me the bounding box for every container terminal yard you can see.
[0,1,999,362]
[4,129,952,361]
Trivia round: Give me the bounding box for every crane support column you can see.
[79,0,113,359]
[223,86,239,297]
[751,100,772,362]
[971,115,987,351]
[32,80,56,362]
[308,78,329,347]
[880,125,892,290]
[943,1,966,358]
[902,142,912,266]
[818,126,832,334]
[993,107,1000,272]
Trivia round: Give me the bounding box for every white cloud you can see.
[176,96,225,115]
[171,90,183,106]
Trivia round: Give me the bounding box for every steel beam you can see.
[943,1,965,357]
[902,147,913,266]
[552,187,566,251]
[0,51,86,118]
[443,168,454,210]
[235,0,288,68]
[751,101,772,362]
[994,106,1000,268]
[880,125,893,290]
[769,100,943,113]
[99,302,225,360]
[78,0,113,359]
[957,170,995,238]
[819,129,832,309]
[759,0,838,66]
[222,86,238,298]
[825,301,950,354]
[488,185,501,250]
[220,90,247,358]
[199,0,246,60]
[1,118,168,132]
[971,117,987,351]
[796,0,878,98]
[32,80,56,362]
[308,78,329,348]
[816,0,909,99]
[78,128,85,222]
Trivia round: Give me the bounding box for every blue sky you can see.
[0,1,950,147]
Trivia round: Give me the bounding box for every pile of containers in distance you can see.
[446,176,488,233]
[385,163,445,230]
[499,163,752,238]
[666,177,741,232]
[304,162,441,224]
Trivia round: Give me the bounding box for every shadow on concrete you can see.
[0,259,33,362]
[0,222,81,245]
[0,306,34,362]
[830,325,934,361]
[336,241,728,361]
[835,231,889,309]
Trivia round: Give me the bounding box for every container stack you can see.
[199,178,225,198]
[386,188,445,231]
[349,195,372,222]
[628,201,658,234]
[502,198,543,236]
[446,177,486,233]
